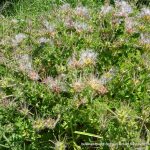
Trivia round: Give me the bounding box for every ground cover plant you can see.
[0,0,150,149]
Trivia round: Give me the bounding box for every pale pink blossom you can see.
[74,6,89,18]
[12,33,26,46]
[115,0,133,16]
[139,8,150,18]
[101,5,113,15]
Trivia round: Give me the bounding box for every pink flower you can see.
[28,71,40,81]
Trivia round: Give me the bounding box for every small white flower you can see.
[115,0,133,16]
[12,33,26,46]
[101,5,113,15]
[79,49,97,66]
[60,3,71,12]
[139,8,150,18]
[74,6,89,18]
[74,22,89,32]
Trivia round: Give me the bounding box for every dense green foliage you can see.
[0,0,150,16]
[0,0,150,149]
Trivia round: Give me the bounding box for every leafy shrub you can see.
[0,1,150,149]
